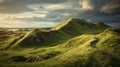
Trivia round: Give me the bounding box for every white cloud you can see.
[0,19,58,28]
[0,20,27,28]
[80,0,93,10]
[15,12,47,18]
[45,4,66,10]
[29,22,58,28]
[62,13,71,16]
[0,11,48,21]
[27,4,45,11]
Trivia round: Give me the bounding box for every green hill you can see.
[1,18,119,67]
[51,18,110,35]
[8,18,110,49]
[0,28,119,67]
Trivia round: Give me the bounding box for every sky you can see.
[0,0,120,28]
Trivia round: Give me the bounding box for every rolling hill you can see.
[0,18,119,67]
[6,18,110,49]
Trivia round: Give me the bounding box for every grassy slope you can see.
[0,30,18,50]
[9,29,35,49]
[0,28,120,67]
[9,18,109,49]
[52,18,109,35]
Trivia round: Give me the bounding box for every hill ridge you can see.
[6,18,110,49]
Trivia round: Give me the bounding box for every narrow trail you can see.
[90,37,120,60]
[90,37,99,48]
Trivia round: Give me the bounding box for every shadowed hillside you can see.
[0,28,119,67]
[8,18,110,49]
[1,18,119,67]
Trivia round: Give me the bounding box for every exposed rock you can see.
[27,52,61,62]
[11,56,27,62]
[36,38,40,42]
[26,55,43,62]
[90,37,99,48]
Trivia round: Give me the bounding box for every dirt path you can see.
[90,37,120,60]
[90,37,99,48]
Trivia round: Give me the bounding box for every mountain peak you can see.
[51,18,90,30]
[51,18,110,31]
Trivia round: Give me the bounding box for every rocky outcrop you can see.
[11,56,27,62]
[90,37,99,48]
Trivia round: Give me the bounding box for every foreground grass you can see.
[0,18,118,67]
[0,28,120,67]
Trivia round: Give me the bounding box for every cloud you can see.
[0,0,120,28]
[79,0,93,10]
[101,0,120,15]
[0,16,58,28]
[0,0,67,14]
[0,20,27,28]
[0,21,57,28]
[0,6,33,14]
[0,0,119,14]
[75,0,120,24]
[82,0,120,15]
[45,4,66,10]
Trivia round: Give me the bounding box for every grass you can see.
[1,28,120,67]
[0,18,119,67]
[9,29,35,49]
[8,18,109,49]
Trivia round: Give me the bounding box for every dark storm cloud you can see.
[0,0,119,28]
[0,0,67,13]
[81,0,120,15]
[0,0,67,4]
[76,0,120,24]
[0,0,119,14]
[101,0,120,15]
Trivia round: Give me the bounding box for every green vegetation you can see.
[8,18,109,49]
[0,18,119,67]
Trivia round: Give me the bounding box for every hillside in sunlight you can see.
[4,18,110,49]
[0,18,120,67]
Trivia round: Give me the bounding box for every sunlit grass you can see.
[0,19,119,67]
